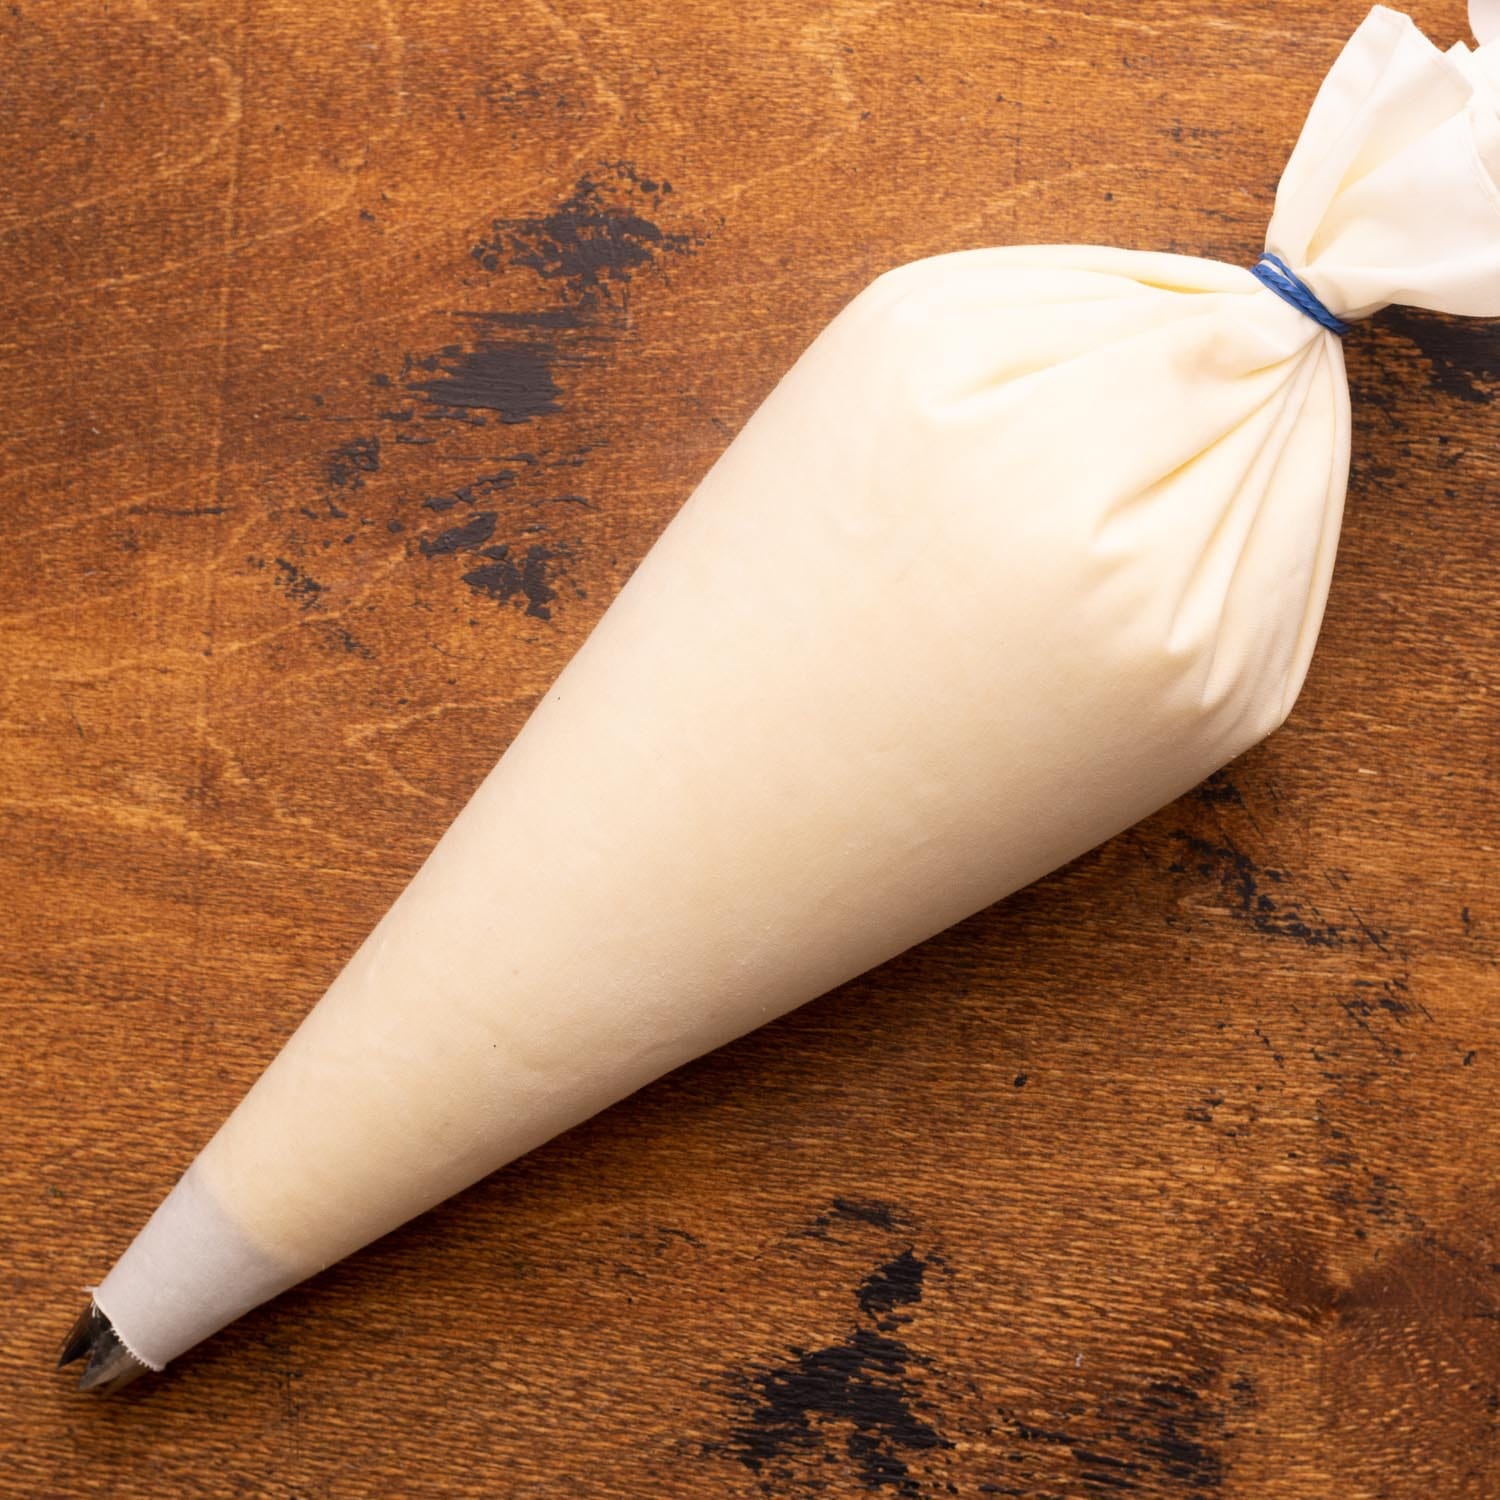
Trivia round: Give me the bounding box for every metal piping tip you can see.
[57,1303,150,1394]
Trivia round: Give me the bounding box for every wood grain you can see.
[2,1,1496,1495]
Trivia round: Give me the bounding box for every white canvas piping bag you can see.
[75,5,1500,1381]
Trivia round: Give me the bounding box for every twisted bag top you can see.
[1260,1,1500,320]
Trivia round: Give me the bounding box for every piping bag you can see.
[62,4,1500,1389]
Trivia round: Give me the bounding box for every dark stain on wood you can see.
[271,558,325,611]
[421,468,520,512]
[470,161,702,309]
[418,511,498,557]
[1170,833,1345,948]
[407,338,565,421]
[406,168,704,420]
[125,504,228,519]
[1193,770,1245,808]
[462,542,563,619]
[1382,307,1500,405]
[281,165,700,624]
[854,1248,925,1329]
[313,621,373,661]
[803,1198,905,1239]
[325,435,381,490]
[994,1376,1229,1497]
[723,1244,951,1496]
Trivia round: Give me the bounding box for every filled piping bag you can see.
[76,6,1500,1380]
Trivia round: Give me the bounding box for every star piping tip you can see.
[57,1303,149,1395]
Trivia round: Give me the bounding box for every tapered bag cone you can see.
[75,5,1500,1381]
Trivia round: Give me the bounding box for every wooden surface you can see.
[2,1,1497,1494]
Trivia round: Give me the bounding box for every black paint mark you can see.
[470,161,701,309]
[1184,1090,1225,1125]
[462,543,561,620]
[422,469,523,513]
[832,1198,899,1232]
[1383,307,1500,405]
[725,1247,950,1497]
[126,504,227,518]
[1163,120,1227,144]
[314,622,373,660]
[729,1329,947,1496]
[407,340,563,421]
[327,435,381,489]
[410,165,703,429]
[293,162,703,626]
[1341,975,1428,1025]
[1193,770,1244,808]
[999,1375,1227,1496]
[1173,833,1343,947]
[856,1250,925,1330]
[273,558,325,611]
[1108,1380,1226,1491]
[1328,1170,1410,1226]
[1162,809,1427,1073]
[803,1198,905,1239]
[454,469,521,504]
[419,511,498,557]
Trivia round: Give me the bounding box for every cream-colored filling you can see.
[196,246,1346,1280]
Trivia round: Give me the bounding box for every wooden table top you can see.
[3,1,1497,1495]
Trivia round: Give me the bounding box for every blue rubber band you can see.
[1249,252,1349,335]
